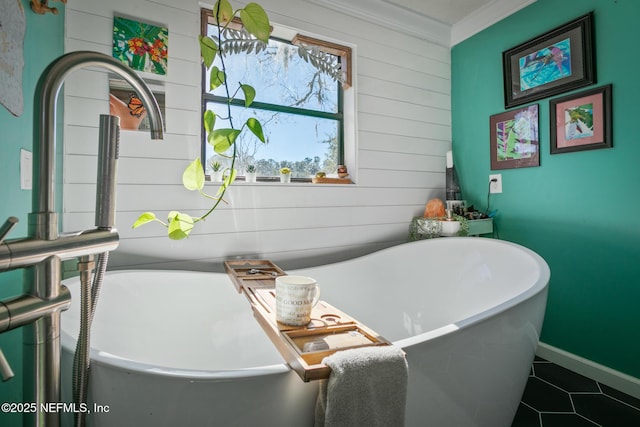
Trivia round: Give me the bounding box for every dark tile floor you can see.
[511,357,640,427]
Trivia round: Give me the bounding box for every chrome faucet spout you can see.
[0,50,165,427]
[33,50,164,237]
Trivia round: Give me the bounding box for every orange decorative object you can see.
[423,198,446,218]
[30,0,66,15]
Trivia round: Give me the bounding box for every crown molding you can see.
[306,0,451,47]
[307,0,536,47]
[451,0,537,46]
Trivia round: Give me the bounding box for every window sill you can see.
[205,177,354,186]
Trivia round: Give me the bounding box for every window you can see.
[201,10,351,181]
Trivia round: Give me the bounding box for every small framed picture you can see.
[550,84,612,154]
[109,77,166,132]
[489,104,540,170]
[113,16,168,76]
[502,12,595,108]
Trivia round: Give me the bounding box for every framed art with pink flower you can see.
[549,84,612,154]
[113,16,168,76]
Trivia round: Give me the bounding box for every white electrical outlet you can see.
[489,174,502,194]
[20,149,32,190]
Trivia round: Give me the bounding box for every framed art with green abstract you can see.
[502,12,595,108]
[113,16,168,76]
[490,104,539,170]
[550,84,612,154]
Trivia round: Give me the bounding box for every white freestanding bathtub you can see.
[60,238,550,426]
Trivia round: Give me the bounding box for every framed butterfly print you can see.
[109,77,166,131]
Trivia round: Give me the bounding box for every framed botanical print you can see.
[550,84,612,154]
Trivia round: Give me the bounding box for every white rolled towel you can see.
[315,345,408,427]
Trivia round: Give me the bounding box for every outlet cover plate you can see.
[489,174,502,194]
[20,149,32,190]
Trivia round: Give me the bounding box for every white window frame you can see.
[200,9,357,183]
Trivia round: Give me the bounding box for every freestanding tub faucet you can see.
[0,51,163,426]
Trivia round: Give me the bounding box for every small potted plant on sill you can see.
[245,164,257,183]
[279,167,291,183]
[210,160,223,182]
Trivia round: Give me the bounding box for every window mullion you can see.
[204,94,342,121]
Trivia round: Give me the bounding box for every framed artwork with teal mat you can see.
[503,12,595,108]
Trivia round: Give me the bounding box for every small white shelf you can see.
[468,218,493,236]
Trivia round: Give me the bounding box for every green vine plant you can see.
[131,0,343,240]
[132,0,270,240]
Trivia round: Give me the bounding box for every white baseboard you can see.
[537,342,640,400]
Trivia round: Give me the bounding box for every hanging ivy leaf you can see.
[167,211,194,240]
[240,3,270,43]
[182,158,205,191]
[240,84,256,107]
[203,110,216,134]
[210,128,241,153]
[221,168,238,191]
[210,66,226,90]
[213,0,234,24]
[199,35,218,68]
[132,212,160,229]
[246,117,265,143]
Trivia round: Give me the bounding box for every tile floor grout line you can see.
[599,392,640,412]
[568,390,578,414]
[574,412,603,427]
[539,410,603,427]
[514,358,640,427]
[519,401,538,412]
[534,374,579,395]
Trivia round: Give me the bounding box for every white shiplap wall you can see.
[62,0,451,271]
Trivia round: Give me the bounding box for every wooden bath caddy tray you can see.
[225,260,391,381]
[224,260,287,293]
[247,286,391,381]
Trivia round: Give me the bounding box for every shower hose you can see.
[72,251,109,427]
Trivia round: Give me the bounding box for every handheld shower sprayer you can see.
[95,115,121,230]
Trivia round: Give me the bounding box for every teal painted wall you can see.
[0,1,65,424]
[452,0,640,378]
